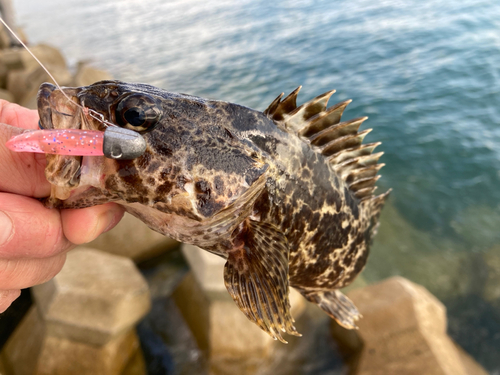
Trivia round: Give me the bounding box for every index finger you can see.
[0,100,39,129]
[0,101,51,197]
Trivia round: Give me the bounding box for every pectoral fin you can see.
[223,219,300,343]
[302,289,361,329]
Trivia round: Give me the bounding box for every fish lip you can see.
[37,83,89,191]
[37,82,56,129]
[37,83,85,130]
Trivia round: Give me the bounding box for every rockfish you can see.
[37,81,390,342]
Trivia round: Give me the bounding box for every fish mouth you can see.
[38,82,106,200]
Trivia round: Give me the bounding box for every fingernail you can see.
[0,211,13,247]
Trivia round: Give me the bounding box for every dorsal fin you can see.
[265,88,389,202]
[264,86,302,121]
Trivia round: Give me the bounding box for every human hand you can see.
[0,100,125,313]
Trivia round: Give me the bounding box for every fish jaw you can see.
[39,83,84,200]
[38,82,116,203]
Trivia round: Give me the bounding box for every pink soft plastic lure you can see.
[6,129,104,156]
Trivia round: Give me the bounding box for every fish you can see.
[36,80,390,343]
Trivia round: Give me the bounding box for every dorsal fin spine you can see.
[335,152,384,179]
[328,142,381,166]
[349,175,382,192]
[355,186,378,200]
[264,92,284,116]
[308,117,368,147]
[345,163,384,184]
[319,129,372,157]
[265,88,388,201]
[299,100,353,138]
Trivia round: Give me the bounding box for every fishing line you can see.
[0,17,80,109]
[0,17,116,128]
[0,17,146,159]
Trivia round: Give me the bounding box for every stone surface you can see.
[0,307,144,375]
[73,62,113,86]
[7,65,72,108]
[121,346,147,375]
[173,272,274,359]
[341,277,487,375]
[0,62,8,89]
[88,213,179,262]
[0,355,6,375]
[182,244,307,317]
[0,88,13,102]
[454,343,489,375]
[174,244,307,359]
[32,247,151,346]
[0,44,66,72]
[0,43,71,108]
[483,244,500,303]
[182,243,227,292]
[0,26,10,51]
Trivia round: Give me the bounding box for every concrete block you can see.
[182,243,227,292]
[174,244,307,359]
[0,62,8,89]
[0,307,142,375]
[0,26,11,50]
[32,248,151,346]
[483,245,500,303]
[0,44,66,72]
[87,212,179,262]
[73,62,113,86]
[7,65,72,108]
[340,277,487,375]
[0,354,6,375]
[1,248,150,375]
[0,88,13,102]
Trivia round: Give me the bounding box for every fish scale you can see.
[36,80,390,343]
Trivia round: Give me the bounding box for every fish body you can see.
[38,81,389,342]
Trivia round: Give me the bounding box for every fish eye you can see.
[115,93,162,132]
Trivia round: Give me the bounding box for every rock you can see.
[483,244,500,304]
[0,89,13,102]
[32,247,151,346]
[0,26,10,51]
[0,307,143,375]
[0,43,70,108]
[453,343,489,375]
[7,65,72,108]
[0,355,6,374]
[87,212,179,262]
[0,44,66,72]
[173,244,307,360]
[73,62,113,86]
[121,346,147,375]
[0,248,150,375]
[181,243,227,292]
[338,277,487,375]
[173,271,274,359]
[0,62,7,89]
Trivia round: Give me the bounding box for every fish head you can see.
[38,81,268,226]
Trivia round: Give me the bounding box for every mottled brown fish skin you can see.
[39,80,389,342]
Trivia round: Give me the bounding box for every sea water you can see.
[16,0,500,372]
